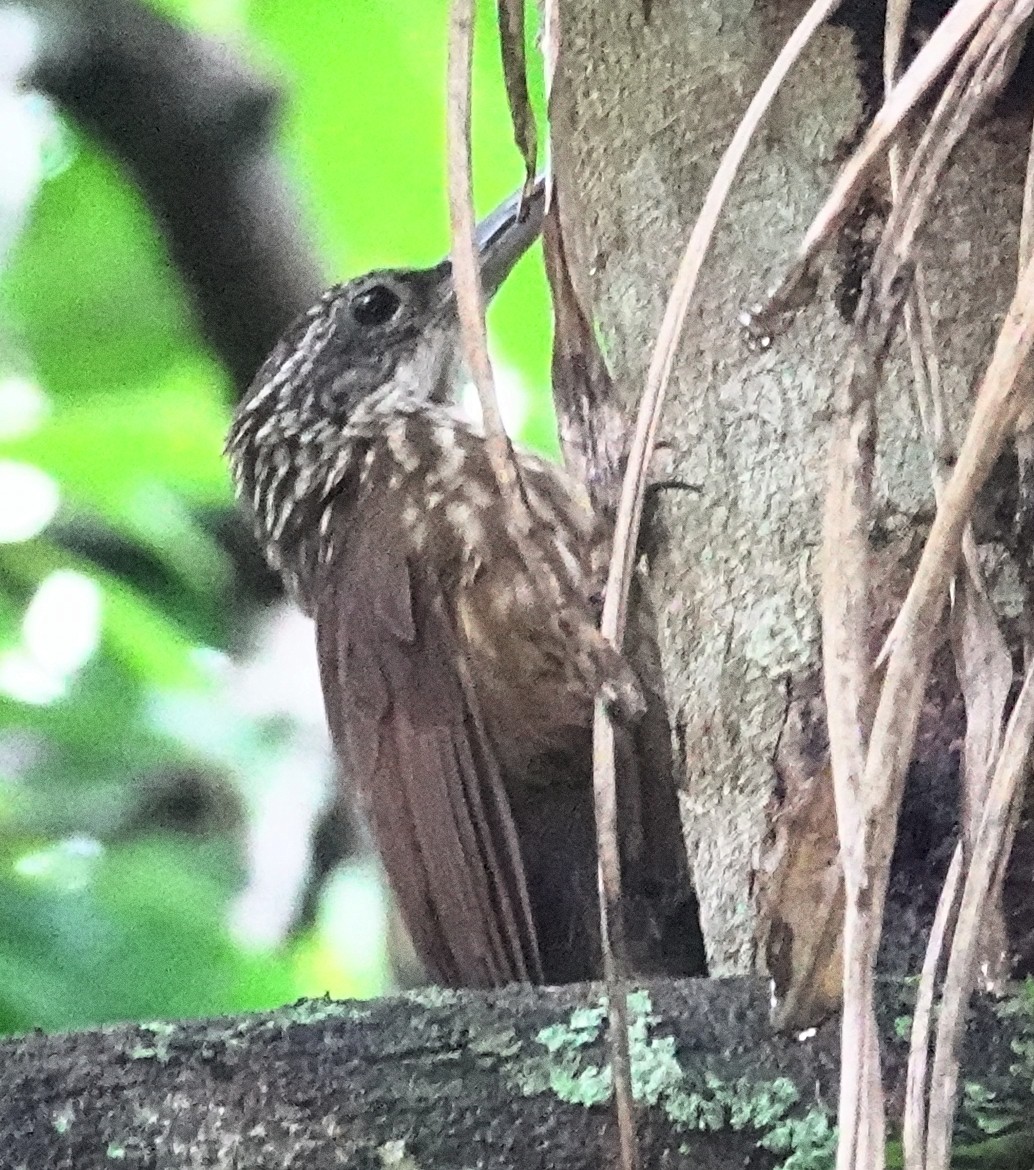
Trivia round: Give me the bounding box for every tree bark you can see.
[549,0,1033,992]
[0,978,1025,1169]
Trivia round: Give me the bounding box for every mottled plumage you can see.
[227,183,670,986]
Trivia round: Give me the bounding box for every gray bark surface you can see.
[550,0,1028,974]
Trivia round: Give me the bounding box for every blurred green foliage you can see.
[0,0,552,1034]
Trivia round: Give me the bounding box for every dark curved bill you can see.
[475,173,546,298]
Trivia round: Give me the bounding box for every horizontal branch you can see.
[27,0,324,396]
[1,977,1025,1168]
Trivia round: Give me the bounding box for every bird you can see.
[226,180,700,987]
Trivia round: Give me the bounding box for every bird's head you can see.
[226,179,545,522]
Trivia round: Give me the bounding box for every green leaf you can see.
[3,142,220,406]
[0,836,298,1033]
[1,539,203,687]
[1,366,231,511]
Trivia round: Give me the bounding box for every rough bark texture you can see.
[549,0,1030,978]
[1,978,1027,1169]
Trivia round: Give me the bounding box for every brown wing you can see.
[313,494,542,987]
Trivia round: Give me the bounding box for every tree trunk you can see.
[549,0,1033,1003]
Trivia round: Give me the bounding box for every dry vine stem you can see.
[804,5,1034,1166]
[872,14,1019,1151]
[446,0,526,521]
[448,5,640,1168]
[839,235,1034,1170]
[916,17,1034,1165]
[865,0,1031,358]
[821,339,882,1170]
[497,0,537,188]
[446,3,622,694]
[928,665,1034,1168]
[904,847,963,1170]
[759,0,997,331]
[839,1,971,1165]
[881,14,962,1156]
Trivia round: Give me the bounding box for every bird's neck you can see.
[241,398,474,608]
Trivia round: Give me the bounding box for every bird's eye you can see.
[351,284,402,327]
